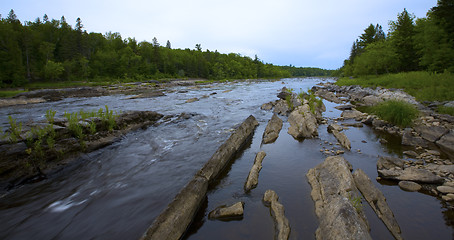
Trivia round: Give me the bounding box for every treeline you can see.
[338,0,454,76]
[0,10,332,87]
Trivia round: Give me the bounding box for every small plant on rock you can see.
[348,193,363,213]
[6,116,22,143]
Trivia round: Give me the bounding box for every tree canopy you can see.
[0,11,332,87]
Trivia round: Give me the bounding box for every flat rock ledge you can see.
[244,151,267,192]
[262,114,283,144]
[307,156,372,240]
[263,189,291,240]
[208,202,244,220]
[331,130,351,150]
[353,169,403,240]
[141,115,258,240]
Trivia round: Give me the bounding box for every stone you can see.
[277,87,291,100]
[185,97,199,103]
[262,114,283,144]
[353,169,403,240]
[263,190,291,240]
[436,186,454,194]
[402,129,429,148]
[208,202,244,220]
[244,151,267,192]
[362,115,374,125]
[378,167,444,184]
[377,156,405,170]
[273,99,290,116]
[341,122,363,128]
[362,95,383,106]
[403,150,419,158]
[331,130,351,150]
[327,123,343,133]
[307,156,372,240]
[398,181,422,192]
[436,130,454,160]
[341,109,363,119]
[372,119,387,128]
[287,104,318,139]
[261,101,275,111]
[425,164,454,175]
[335,104,354,111]
[414,125,448,143]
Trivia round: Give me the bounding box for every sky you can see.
[1,0,438,69]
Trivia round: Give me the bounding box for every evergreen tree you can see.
[389,9,419,72]
[166,40,171,49]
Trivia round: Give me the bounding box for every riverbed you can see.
[0,78,452,239]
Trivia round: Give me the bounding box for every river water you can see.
[0,78,452,239]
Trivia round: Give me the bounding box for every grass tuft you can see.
[371,100,419,127]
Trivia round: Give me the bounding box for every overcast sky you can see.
[1,0,438,69]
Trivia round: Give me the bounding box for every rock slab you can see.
[208,202,244,220]
[353,169,403,240]
[398,181,422,192]
[287,104,318,139]
[262,114,283,144]
[307,156,372,240]
[244,151,267,192]
[263,190,291,240]
[331,130,351,150]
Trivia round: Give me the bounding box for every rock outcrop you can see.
[208,202,244,220]
[307,156,372,240]
[353,169,403,240]
[287,105,318,139]
[436,130,454,160]
[262,114,283,144]
[398,181,422,192]
[331,130,351,150]
[377,156,444,184]
[263,190,291,240]
[244,151,267,192]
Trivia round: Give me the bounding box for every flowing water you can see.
[0,78,452,239]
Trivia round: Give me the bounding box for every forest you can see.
[338,0,454,76]
[0,11,332,88]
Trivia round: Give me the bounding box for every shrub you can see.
[371,100,419,127]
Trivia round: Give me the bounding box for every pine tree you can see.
[389,9,419,72]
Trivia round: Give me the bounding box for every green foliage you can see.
[0,90,27,98]
[43,60,64,80]
[285,94,294,111]
[437,106,454,116]
[6,115,22,143]
[348,193,363,213]
[336,71,454,102]
[371,100,419,127]
[297,89,323,114]
[45,109,56,124]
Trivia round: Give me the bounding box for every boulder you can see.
[436,130,454,160]
[327,123,343,133]
[402,129,429,148]
[403,150,419,158]
[342,122,364,128]
[353,169,403,240]
[273,99,290,116]
[263,190,291,240]
[277,87,291,100]
[437,186,454,194]
[287,105,318,139]
[208,202,244,220]
[244,151,267,192]
[262,114,283,144]
[378,168,444,184]
[335,104,354,111]
[398,181,422,192]
[414,125,448,143]
[425,164,454,175]
[261,101,275,111]
[331,130,351,150]
[341,109,363,119]
[362,95,383,106]
[377,156,405,170]
[306,156,372,240]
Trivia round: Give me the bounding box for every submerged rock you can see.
[208,202,244,220]
[262,114,283,144]
[287,104,318,139]
[244,151,267,192]
[263,190,290,240]
[307,156,372,240]
[341,109,363,119]
[327,123,343,133]
[331,130,351,150]
[398,181,422,192]
[378,167,444,184]
[353,169,403,240]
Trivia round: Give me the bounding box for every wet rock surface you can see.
[263,190,290,240]
[262,114,283,144]
[208,202,244,220]
[398,181,422,192]
[287,104,318,139]
[244,151,267,192]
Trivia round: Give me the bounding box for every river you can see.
[0,78,452,239]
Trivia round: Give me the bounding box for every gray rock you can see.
[335,104,354,111]
[353,169,403,240]
[208,202,244,220]
[307,156,372,240]
[398,181,422,192]
[273,99,290,116]
[362,95,383,106]
[436,130,454,160]
[437,186,454,194]
[414,125,448,143]
[331,130,351,150]
[402,129,429,148]
[342,122,364,128]
[277,87,291,100]
[263,190,291,240]
[244,151,267,192]
[372,119,387,128]
[262,114,283,144]
[403,150,419,158]
[287,105,318,139]
[261,101,275,111]
[377,156,405,170]
[327,123,343,133]
[185,98,199,103]
[425,164,454,175]
[378,168,444,184]
[341,109,363,119]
